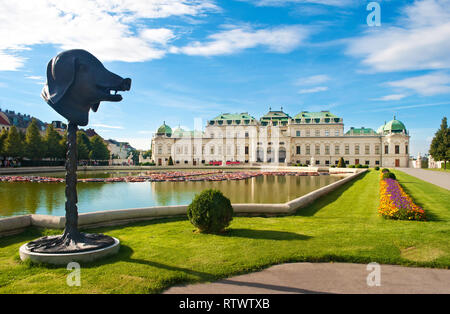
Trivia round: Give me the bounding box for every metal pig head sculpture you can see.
[42,49,131,126]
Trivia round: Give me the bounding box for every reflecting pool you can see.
[0,171,343,217]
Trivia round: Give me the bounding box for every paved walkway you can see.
[397,168,450,190]
[164,262,450,294]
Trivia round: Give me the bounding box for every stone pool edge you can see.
[0,169,367,238]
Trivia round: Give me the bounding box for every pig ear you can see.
[42,55,77,105]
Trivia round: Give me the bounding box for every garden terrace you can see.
[0,170,449,293]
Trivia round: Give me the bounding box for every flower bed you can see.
[378,176,426,221]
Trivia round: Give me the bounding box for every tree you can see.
[77,130,91,152]
[76,131,90,160]
[429,117,450,170]
[24,119,46,160]
[89,135,110,160]
[44,125,64,160]
[142,149,152,159]
[0,128,8,156]
[337,157,346,168]
[4,126,24,158]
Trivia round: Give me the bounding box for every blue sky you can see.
[0,0,449,155]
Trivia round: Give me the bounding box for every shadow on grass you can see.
[396,181,442,222]
[225,228,311,241]
[294,171,369,217]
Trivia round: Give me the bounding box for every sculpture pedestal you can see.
[19,236,120,265]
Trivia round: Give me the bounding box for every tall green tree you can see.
[0,128,8,156]
[44,125,64,160]
[24,119,45,160]
[59,132,68,159]
[429,116,450,170]
[76,131,90,160]
[4,126,24,158]
[337,157,346,168]
[89,135,110,160]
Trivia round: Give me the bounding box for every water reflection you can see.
[0,173,342,217]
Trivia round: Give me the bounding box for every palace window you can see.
[335,145,340,155]
[335,130,339,136]
[345,144,350,155]
[296,130,301,137]
[158,145,162,154]
[325,130,329,136]
[296,146,301,155]
[315,144,320,155]
[306,130,310,137]
[395,145,400,154]
[385,145,389,154]
[325,145,330,155]
[375,145,380,155]
[306,145,311,155]
[405,145,408,154]
[210,146,214,155]
[315,130,320,136]
[316,160,320,165]
[365,160,370,165]
[245,146,249,154]
[355,144,360,155]
[365,144,370,155]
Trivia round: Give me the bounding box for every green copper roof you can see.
[378,116,407,134]
[293,111,338,119]
[212,113,255,120]
[345,127,376,135]
[172,127,203,138]
[210,113,256,126]
[157,122,172,136]
[260,109,291,121]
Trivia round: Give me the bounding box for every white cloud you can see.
[298,86,328,94]
[173,25,309,56]
[239,0,353,7]
[116,137,151,150]
[371,94,407,101]
[90,124,124,129]
[347,0,450,72]
[0,0,219,70]
[296,74,330,85]
[387,72,450,96]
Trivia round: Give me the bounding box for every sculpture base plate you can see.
[19,235,120,265]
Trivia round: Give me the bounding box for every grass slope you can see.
[0,170,449,293]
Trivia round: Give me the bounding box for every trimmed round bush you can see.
[382,172,396,180]
[381,168,390,173]
[187,189,233,233]
[374,166,380,171]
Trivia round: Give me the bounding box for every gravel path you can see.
[397,168,450,190]
[164,262,450,294]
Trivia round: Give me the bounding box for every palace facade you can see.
[151,109,410,168]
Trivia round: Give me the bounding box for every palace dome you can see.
[377,116,407,134]
[157,122,172,136]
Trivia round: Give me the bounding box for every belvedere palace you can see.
[151,109,410,168]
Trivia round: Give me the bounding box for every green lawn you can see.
[0,170,449,293]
